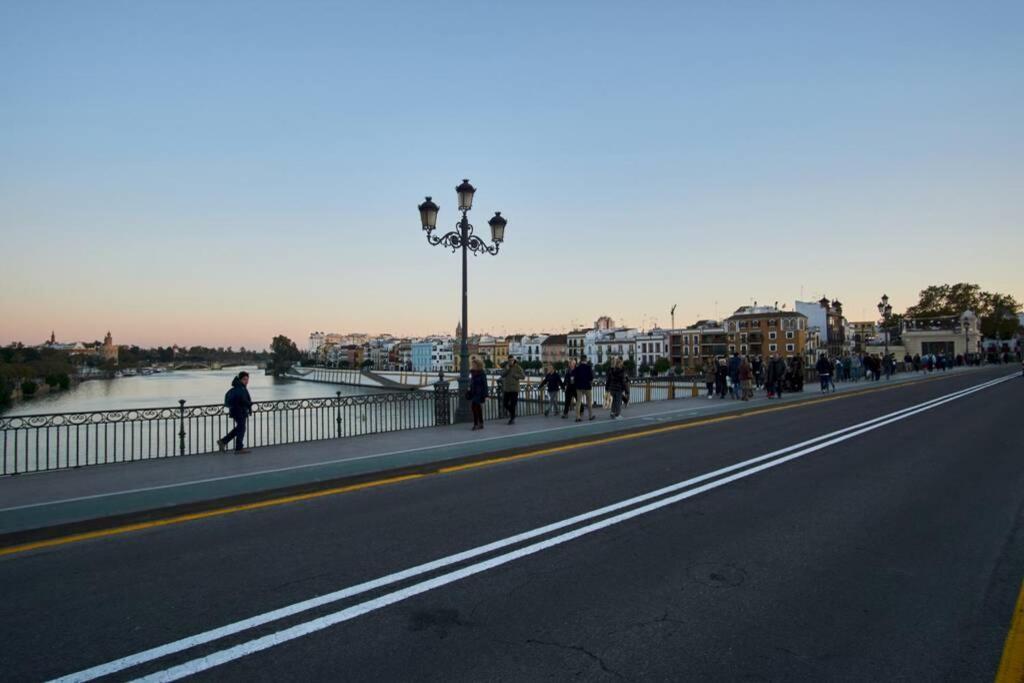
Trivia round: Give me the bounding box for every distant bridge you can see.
[287,367,436,390]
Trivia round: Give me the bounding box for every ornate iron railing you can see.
[0,391,442,475]
[0,378,708,475]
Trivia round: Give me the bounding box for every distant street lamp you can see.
[419,179,508,423]
[877,294,894,355]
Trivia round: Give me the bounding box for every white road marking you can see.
[49,374,1014,683]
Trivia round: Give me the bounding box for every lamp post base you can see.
[453,375,471,424]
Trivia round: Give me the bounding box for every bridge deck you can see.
[0,366,989,541]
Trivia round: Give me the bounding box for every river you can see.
[5,366,381,416]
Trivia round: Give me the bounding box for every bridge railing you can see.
[0,377,706,475]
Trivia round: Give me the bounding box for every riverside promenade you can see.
[0,366,991,543]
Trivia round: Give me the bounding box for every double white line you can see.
[54,374,1016,682]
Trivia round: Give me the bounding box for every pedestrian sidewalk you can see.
[0,367,984,539]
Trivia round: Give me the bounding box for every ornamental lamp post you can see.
[877,295,893,356]
[419,179,508,423]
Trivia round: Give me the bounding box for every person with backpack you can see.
[561,359,578,418]
[218,371,253,453]
[540,363,563,417]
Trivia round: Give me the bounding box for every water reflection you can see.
[6,366,383,416]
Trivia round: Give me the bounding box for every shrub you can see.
[21,380,38,397]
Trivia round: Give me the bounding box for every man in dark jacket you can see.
[816,354,832,393]
[727,353,742,399]
[765,353,787,399]
[572,356,595,422]
[218,371,253,453]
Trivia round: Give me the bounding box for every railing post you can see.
[691,381,699,397]
[177,399,186,456]
[645,381,652,402]
[335,391,343,437]
[668,379,676,400]
[433,377,451,426]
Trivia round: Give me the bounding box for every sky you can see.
[1,0,1021,350]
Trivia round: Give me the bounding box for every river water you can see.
[5,366,380,416]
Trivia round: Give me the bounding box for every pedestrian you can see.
[715,358,728,399]
[728,352,742,400]
[816,354,832,394]
[218,371,253,453]
[561,359,578,418]
[540,363,563,417]
[468,357,488,430]
[752,355,764,389]
[738,356,753,401]
[766,353,786,399]
[605,357,629,418]
[573,355,596,422]
[500,356,525,425]
[704,360,716,399]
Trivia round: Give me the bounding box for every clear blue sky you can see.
[2,1,1021,349]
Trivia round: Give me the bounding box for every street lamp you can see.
[877,294,893,356]
[419,179,508,423]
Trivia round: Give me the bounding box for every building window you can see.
[769,319,777,327]
[786,344,795,352]
[769,344,777,352]
[769,331,777,340]
[728,345,736,352]
[786,331,794,339]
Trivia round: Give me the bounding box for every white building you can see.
[308,331,326,357]
[634,329,669,369]
[594,329,638,366]
[509,334,547,364]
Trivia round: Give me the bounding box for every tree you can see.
[906,283,1020,338]
[639,362,651,376]
[0,376,11,412]
[21,380,37,397]
[361,359,374,370]
[654,357,671,375]
[623,359,637,376]
[270,335,302,376]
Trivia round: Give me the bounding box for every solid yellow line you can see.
[0,371,965,557]
[0,474,425,558]
[996,579,1024,683]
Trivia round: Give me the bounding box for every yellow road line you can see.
[996,579,1024,683]
[0,474,424,558]
[0,371,969,557]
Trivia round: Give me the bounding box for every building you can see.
[567,329,589,360]
[849,321,878,352]
[308,332,326,357]
[412,339,454,372]
[508,334,547,364]
[634,330,669,369]
[724,306,808,359]
[667,321,728,370]
[901,311,981,359]
[594,329,637,367]
[795,298,846,358]
[476,335,509,365]
[540,334,568,365]
[101,331,119,363]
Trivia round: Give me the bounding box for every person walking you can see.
[561,359,578,418]
[738,356,753,401]
[500,356,525,425]
[605,357,629,418]
[728,352,742,400]
[766,353,787,399]
[468,357,488,430]
[703,360,716,399]
[218,371,253,453]
[715,357,728,399]
[752,355,764,389]
[816,354,832,394]
[573,355,596,422]
[540,363,563,417]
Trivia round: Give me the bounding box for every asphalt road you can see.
[2,367,1022,682]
